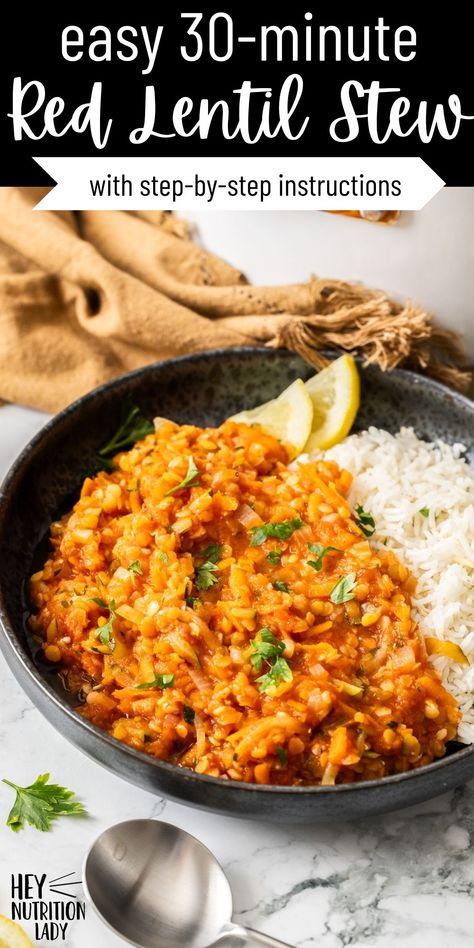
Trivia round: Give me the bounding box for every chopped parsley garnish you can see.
[195,543,222,591]
[143,734,153,743]
[200,543,222,563]
[158,551,169,564]
[183,705,195,723]
[387,720,399,728]
[249,628,293,692]
[250,517,305,547]
[196,562,218,590]
[307,543,341,572]
[330,573,357,604]
[128,560,143,575]
[267,550,282,566]
[276,746,287,766]
[419,507,430,518]
[135,673,175,690]
[89,597,116,649]
[186,596,202,609]
[165,456,201,496]
[2,773,86,833]
[98,398,154,464]
[354,504,376,537]
[257,657,293,692]
[90,596,107,608]
[273,581,290,593]
[250,628,285,671]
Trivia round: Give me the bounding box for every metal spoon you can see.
[83,819,294,948]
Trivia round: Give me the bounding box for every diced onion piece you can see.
[188,667,212,693]
[425,637,469,665]
[281,636,295,658]
[194,713,207,757]
[167,630,200,667]
[321,761,339,785]
[237,503,262,528]
[391,645,416,671]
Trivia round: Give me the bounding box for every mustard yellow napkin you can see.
[0,188,468,412]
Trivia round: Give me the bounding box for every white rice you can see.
[307,427,474,743]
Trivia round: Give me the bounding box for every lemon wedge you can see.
[304,355,360,451]
[0,916,34,948]
[230,377,313,458]
[229,355,360,457]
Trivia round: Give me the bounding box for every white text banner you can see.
[33,156,444,211]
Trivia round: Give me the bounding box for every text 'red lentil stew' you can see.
[29,419,459,785]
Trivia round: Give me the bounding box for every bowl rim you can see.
[1,345,474,798]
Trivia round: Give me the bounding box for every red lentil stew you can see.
[29,419,459,785]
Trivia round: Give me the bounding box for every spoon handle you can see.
[243,927,294,947]
[222,923,294,947]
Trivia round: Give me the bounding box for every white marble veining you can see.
[1,404,474,948]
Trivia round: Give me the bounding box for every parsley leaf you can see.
[330,573,357,604]
[354,504,376,537]
[307,543,341,572]
[158,552,169,564]
[419,507,430,518]
[128,560,143,575]
[89,598,116,649]
[135,673,175,690]
[90,596,107,608]
[196,561,219,590]
[273,580,290,593]
[276,746,287,765]
[250,628,286,672]
[250,518,305,547]
[200,543,222,563]
[186,596,202,609]
[257,656,293,692]
[98,399,154,462]
[165,456,201,496]
[2,773,86,833]
[249,628,293,692]
[183,705,195,723]
[267,549,282,566]
[195,543,222,591]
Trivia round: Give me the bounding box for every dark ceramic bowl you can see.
[1,348,474,823]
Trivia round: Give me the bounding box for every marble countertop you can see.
[1,404,474,948]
